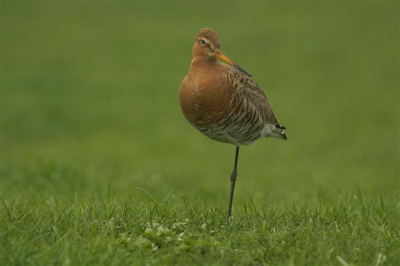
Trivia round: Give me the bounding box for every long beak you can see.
[215,49,252,77]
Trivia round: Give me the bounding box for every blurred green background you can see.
[1,1,399,204]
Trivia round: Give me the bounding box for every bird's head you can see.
[193,28,252,77]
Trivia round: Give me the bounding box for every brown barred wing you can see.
[227,68,281,127]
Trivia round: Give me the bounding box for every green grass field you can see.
[1,1,399,265]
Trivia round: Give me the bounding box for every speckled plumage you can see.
[179,28,286,146]
[179,28,287,221]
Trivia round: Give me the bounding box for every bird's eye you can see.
[200,39,206,45]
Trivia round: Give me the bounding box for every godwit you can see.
[179,28,287,222]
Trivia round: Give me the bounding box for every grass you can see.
[1,1,399,265]
[1,193,399,265]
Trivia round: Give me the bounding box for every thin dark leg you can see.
[227,145,240,222]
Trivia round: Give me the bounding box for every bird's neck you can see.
[189,56,219,75]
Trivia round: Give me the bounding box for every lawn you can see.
[1,1,399,265]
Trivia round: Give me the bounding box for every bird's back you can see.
[180,63,286,145]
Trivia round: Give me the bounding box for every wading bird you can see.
[179,28,287,222]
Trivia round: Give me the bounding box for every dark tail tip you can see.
[276,124,286,130]
[275,124,287,140]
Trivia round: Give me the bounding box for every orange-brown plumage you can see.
[179,28,287,221]
[180,27,286,145]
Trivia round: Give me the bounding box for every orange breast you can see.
[179,68,232,130]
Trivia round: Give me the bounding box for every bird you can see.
[179,28,287,222]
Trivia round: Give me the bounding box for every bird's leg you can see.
[227,145,240,223]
